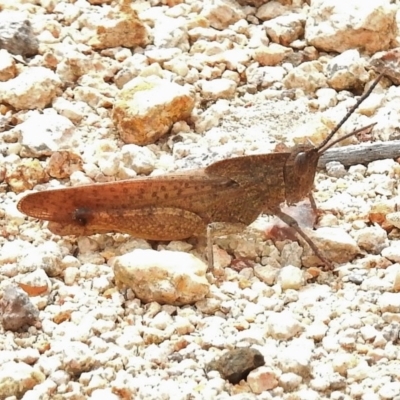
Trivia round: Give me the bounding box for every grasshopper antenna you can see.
[318,122,377,154]
[316,72,384,153]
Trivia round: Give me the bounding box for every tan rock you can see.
[304,227,360,265]
[386,211,400,228]
[283,61,327,93]
[354,226,389,255]
[326,49,369,91]
[237,0,275,6]
[248,366,280,393]
[370,48,400,85]
[256,1,290,21]
[264,14,305,46]
[0,49,17,81]
[112,76,195,145]
[253,43,293,66]
[0,361,44,398]
[46,151,83,179]
[87,0,112,3]
[208,48,252,70]
[0,67,61,110]
[113,249,210,305]
[201,78,237,100]
[200,0,245,30]
[5,159,49,193]
[88,0,149,50]
[305,0,396,54]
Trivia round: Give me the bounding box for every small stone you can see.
[5,158,49,193]
[195,298,222,314]
[0,361,44,398]
[378,382,400,399]
[247,366,279,393]
[0,49,17,81]
[306,321,328,341]
[346,359,370,380]
[206,348,265,384]
[52,97,91,124]
[360,276,394,292]
[54,341,96,375]
[280,242,303,268]
[246,65,286,88]
[360,325,378,342]
[0,67,61,110]
[283,61,327,93]
[121,144,157,175]
[201,78,237,100]
[90,389,120,400]
[264,14,305,46]
[326,49,369,91]
[73,85,114,109]
[316,87,338,110]
[18,241,64,277]
[63,267,79,285]
[266,311,303,340]
[277,338,313,377]
[382,242,400,263]
[386,211,400,229]
[305,227,360,264]
[88,0,149,49]
[254,264,280,286]
[305,0,396,53]
[332,353,358,376]
[252,43,293,66]
[368,203,395,230]
[46,151,83,179]
[200,0,245,30]
[354,225,389,254]
[370,48,400,85]
[97,153,121,176]
[367,159,397,175]
[0,11,39,56]
[377,293,400,313]
[18,114,76,158]
[0,240,33,265]
[278,372,302,392]
[278,265,304,290]
[0,285,39,331]
[17,268,51,298]
[256,1,290,21]
[112,76,195,145]
[113,249,209,305]
[209,49,251,71]
[325,161,346,178]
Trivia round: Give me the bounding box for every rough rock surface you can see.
[113,249,210,305]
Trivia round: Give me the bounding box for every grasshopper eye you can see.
[294,152,308,174]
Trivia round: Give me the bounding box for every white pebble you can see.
[278,265,304,290]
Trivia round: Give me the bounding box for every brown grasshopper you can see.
[17,74,383,270]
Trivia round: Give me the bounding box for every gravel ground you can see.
[1,0,400,399]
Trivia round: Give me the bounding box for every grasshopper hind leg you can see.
[48,207,207,241]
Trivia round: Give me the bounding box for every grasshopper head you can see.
[284,144,319,205]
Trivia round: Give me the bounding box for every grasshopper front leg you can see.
[273,208,333,270]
